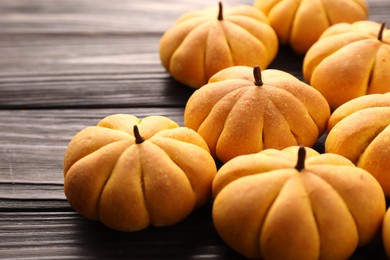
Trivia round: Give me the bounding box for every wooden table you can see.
[0,0,389,258]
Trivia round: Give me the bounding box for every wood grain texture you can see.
[0,0,389,258]
[0,0,252,34]
[0,0,251,109]
[0,36,301,109]
[0,33,194,108]
[1,0,387,109]
[0,209,248,259]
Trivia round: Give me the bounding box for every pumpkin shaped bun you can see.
[326,93,390,198]
[303,21,390,110]
[212,146,386,260]
[184,65,330,163]
[63,114,217,232]
[254,0,368,54]
[159,3,278,88]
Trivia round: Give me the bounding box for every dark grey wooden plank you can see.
[0,0,386,34]
[367,0,390,24]
[0,0,250,109]
[0,209,249,259]
[0,37,302,109]
[0,0,251,34]
[0,210,386,259]
[1,0,387,109]
[0,33,194,108]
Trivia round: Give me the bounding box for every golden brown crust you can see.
[326,107,390,162]
[328,93,390,131]
[185,66,330,163]
[159,4,278,88]
[303,33,370,82]
[303,21,390,110]
[212,152,291,197]
[212,146,385,259]
[254,0,368,54]
[213,170,293,259]
[326,107,390,198]
[310,39,381,110]
[63,126,134,174]
[64,114,217,231]
[358,125,390,197]
[65,140,133,221]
